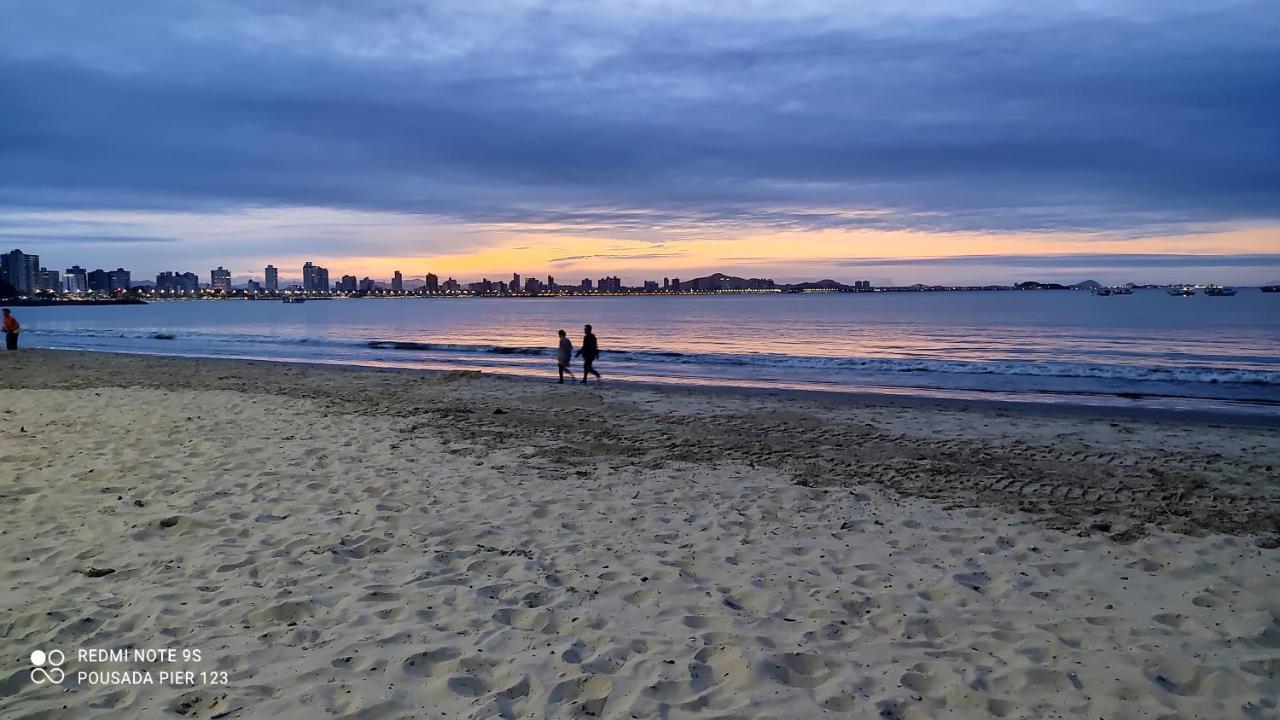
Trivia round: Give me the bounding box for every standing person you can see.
[577,324,601,383]
[556,329,576,384]
[1,308,18,351]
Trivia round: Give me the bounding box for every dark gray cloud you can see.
[0,232,180,244]
[1,0,1277,238]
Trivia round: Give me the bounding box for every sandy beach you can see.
[1,349,1277,719]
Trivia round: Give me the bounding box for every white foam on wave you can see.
[25,327,1280,387]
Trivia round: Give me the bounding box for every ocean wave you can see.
[367,340,547,355]
[24,327,1280,386]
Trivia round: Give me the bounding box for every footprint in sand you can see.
[761,653,830,689]
[401,646,462,677]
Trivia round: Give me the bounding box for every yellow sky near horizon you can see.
[298,224,1280,282]
[8,206,1278,284]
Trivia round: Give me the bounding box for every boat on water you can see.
[281,296,307,304]
[1262,285,1280,293]
[1094,287,1112,296]
[1111,286,1134,295]
[1167,285,1196,296]
[1204,285,1237,296]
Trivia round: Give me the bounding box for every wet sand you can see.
[2,350,1278,719]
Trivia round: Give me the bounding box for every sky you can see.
[2,0,1278,286]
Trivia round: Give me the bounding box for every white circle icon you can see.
[30,650,46,666]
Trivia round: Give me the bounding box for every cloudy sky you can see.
[2,0,1278,285]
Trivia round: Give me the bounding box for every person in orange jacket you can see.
[2,308,19,350]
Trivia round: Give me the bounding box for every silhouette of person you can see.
[577,324,601,383]
[556,329,576,384]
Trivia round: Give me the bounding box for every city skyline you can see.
[1,2,1278,285]
[8,244,1278,297]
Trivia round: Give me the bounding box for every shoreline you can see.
[19,346,1280,428]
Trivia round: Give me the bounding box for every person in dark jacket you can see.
[576,324,602,383]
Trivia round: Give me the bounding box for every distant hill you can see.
[682,273,777,291]
[1072,280,1102,289]
[784,279,854,291]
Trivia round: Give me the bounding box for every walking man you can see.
[2,308,18,351]
[556,329,576,384]
[577,324,601,383]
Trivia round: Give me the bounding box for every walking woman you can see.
[556,329,576,383]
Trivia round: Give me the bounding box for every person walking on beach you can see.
[556,329,576,384]
[577,324,601,383]
[1,308,18,351]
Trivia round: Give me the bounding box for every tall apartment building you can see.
[210,266,232,292]
[108,268,131,292]
[302,262,330,293]
[1,249,39,294]
[64,266,88,293]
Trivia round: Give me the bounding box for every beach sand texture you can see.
[1,350,1278,719]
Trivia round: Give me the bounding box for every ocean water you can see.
[15,290,1280,415]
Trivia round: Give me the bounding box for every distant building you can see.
[597,276,623,292]
[391,270,403,293]
[337,275,357,293]
[64,266,88,293]
[663,277,670,290]
[108,268,131,293]
[87,269,110,294]
[301,263,327,293]
[1,249,39,294]
[264,265,278,293]
[643,280,659,292]
[156,271,200,294]
[302,261,329,293]
[442,277,459,293]
[37,268,61,293]
[524,277,542,293]
[359,277,376,293]
[671,278,681,291]
[547,275,556,291]
[210,266,232,293]
[580,278,592,291]
[511,273,520,292]
[245,279,261,294]
[424,273,440,293]
[854,280,872,291]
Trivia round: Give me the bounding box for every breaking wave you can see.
[25,327,1280,386]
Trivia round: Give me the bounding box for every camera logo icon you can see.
[30,649,66,684]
